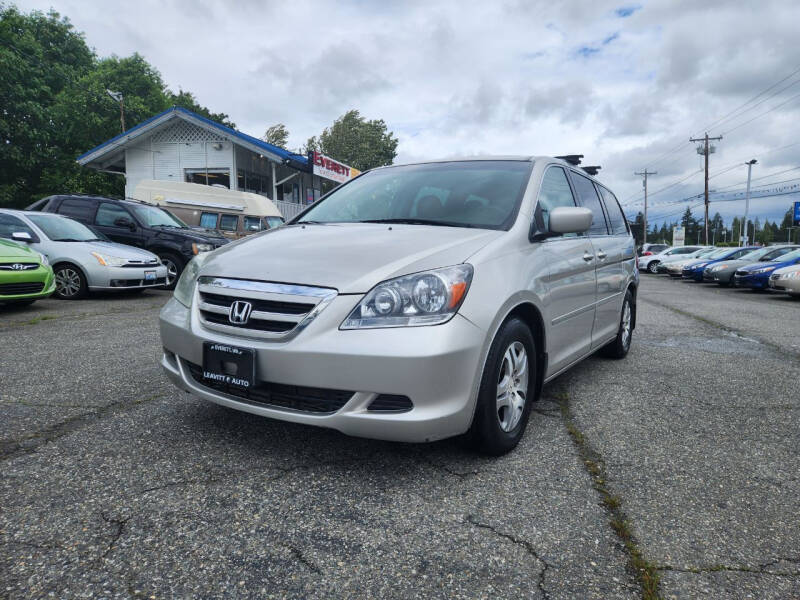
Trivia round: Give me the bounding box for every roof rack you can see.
[581,166,601,176]
[555,154,583,166]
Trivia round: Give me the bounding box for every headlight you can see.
[694,262,708,269]
[710,264,725,271]
[341,264,473,329]
[38,253,49,266]
[91,251,127,267]
[173,254,207,307]
[782,270,800,279]
[754,266,777,274]
[192,243,214,255]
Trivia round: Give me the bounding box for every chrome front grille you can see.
[195,276,337,340]
[0,262,38,270]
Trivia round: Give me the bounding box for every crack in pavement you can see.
[0,393,165,462]
[414,453,480,479]
[656,558,800,577]
[99,511,131,561]
[285,544,321,574]
[555,389,662,600]
[465,514,552,599]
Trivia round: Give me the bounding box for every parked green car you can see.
[0,238,55,306]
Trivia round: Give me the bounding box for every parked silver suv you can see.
[159,157,637,454]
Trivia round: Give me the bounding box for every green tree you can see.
[1,5,234,207]
[262,123,289,148]
[0,6,94,207]
[306,109,398,171]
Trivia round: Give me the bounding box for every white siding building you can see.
[78,107,330,219]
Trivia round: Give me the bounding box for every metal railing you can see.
[275,200,305,220]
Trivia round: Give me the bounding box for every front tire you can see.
[647,261,660,274]
[467,317,536,456]
[53,263,88,300]
[157,252,183,290]
[599,289,633,359]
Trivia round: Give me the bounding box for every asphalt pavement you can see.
[1,276,798,599]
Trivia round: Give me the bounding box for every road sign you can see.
[672,226,685,246]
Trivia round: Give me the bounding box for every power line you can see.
[695,63,800,134]
[722,89,800,136]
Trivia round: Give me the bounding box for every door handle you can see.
[582,252,594,262]
[597,250,607,260]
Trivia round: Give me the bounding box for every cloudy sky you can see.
[18,0,800,226]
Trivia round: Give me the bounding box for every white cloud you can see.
[17,0,800,223]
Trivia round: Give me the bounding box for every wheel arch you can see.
[626,280,638,330]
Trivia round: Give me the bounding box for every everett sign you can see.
[309,151,360,184]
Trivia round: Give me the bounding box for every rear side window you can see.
[535,166,578,234]
[95,202,132,227]
[219,214,238,231]
[570,173,609,235]
[57,198,96,222]
[200,213,219,229]
[597,185,628,235]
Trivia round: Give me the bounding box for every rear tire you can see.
[599,289,634,359]
[53,263,87,300]
[467,317,536,456]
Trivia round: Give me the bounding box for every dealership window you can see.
[199,212,219,229]
[219,214,239,231]
[185,169,230,189]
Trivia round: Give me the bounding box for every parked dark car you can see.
[28,195,229,288]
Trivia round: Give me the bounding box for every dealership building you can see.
[77,106,358,217]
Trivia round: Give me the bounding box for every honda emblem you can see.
[229,300,253,325]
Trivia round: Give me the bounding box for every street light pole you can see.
[742,159,757,246]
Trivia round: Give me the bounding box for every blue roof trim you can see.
[77,106,308,166]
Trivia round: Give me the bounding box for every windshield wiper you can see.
[53,238,87,242]
[360,218,479,228]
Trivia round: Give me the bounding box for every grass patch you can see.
[24,315,57,326]
[558,390,662,600]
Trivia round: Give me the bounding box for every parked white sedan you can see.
[0,209,168,299]
[769,264,800,297]
[637,245,707,274]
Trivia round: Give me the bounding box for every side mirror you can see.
[11,231,32,243]
[549,206,593,235]
[114,217,136,231]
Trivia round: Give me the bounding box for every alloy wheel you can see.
[496,341,529,432]
[648,261,659,274]
[55,267,81,298]
[621,300,632,350]
[162,258,178,286]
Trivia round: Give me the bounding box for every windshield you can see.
[264,216,284,229]
[692,248,714,257]
[705,248,731,259]
[738,248,772,261]
[28,215,102,242]
[773,248,800,262]
[129,204,188,228]
[296,160,532,230]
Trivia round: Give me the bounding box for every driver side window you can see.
[95,203,132,227]
[0,213,35,239]
[534,167,578,237]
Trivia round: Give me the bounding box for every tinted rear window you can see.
[57,198,96,222]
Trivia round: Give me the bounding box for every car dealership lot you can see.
[1,279,798,599]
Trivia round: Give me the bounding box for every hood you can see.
[60,240,159,260]
[200,223,503,293]
[740,257,800,272]
[0,238,38,260]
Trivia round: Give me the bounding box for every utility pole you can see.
[634,169,656,245]
[689,132,722,244]
[741,159,757,246]
[106,89,126,133]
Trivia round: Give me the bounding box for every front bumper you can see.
[733,272,770,289]
[0,266,55,301]
[159,296,487,443]
[88,264,169,290]
[769,274,800,293]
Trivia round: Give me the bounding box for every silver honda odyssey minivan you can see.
[159,156,637,454]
